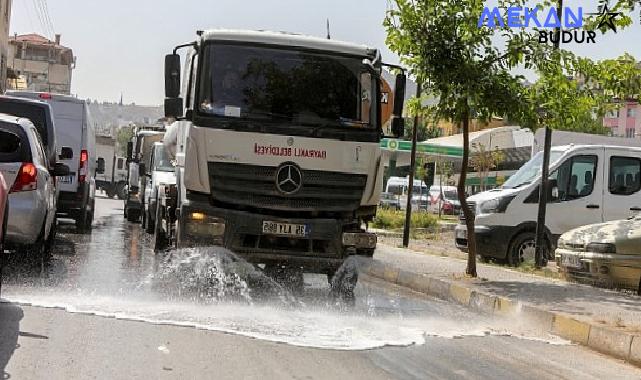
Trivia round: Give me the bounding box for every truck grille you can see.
[208,162,367,214]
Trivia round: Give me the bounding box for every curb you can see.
[363,261,641,367]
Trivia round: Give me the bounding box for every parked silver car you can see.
[142,142,176,234]
[0,114,68,259]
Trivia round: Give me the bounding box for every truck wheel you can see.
[507,232,537,267]
[76,201,94,233]
[153,202,168,253]
[329,257,359,305]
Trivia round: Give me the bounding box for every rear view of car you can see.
[9,92,96,231]
[0,115,62,260]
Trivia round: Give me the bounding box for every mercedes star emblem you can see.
[276,163,303,194]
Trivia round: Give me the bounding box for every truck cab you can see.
[157,29,406,290]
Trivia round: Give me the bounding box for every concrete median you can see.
[362,258,641,367]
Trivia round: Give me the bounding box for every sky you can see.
[9,0,641,106]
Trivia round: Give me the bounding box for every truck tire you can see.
[153,201,168,253]
[264,265,304,295]
[507,232,538,267]
[329,257,358,305]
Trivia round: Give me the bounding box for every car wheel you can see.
[44,217,57,255]
[507,232,538,267]
[153,198,168,253]
[76,204,93,234]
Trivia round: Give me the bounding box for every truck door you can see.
[545,148,604,235]
[603,148,641,221]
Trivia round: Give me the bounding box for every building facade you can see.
[603,101,641,139]
[0,0,12,93]
[7,33,75,94]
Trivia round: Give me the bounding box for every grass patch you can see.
[372,208,438,230]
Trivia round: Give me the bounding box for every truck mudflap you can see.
[176,198,376,274]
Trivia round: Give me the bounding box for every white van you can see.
[385,176,429,210]
[9,92,97,231]
[455,144,641,265]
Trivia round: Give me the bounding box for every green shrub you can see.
[372,208,437,230]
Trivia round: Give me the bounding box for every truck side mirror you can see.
[96,157,105,174]
[126,142,133,161]
[165,97,183,119]
[390,72,406,138]
[59,146,73,160]
[165,54,181,98]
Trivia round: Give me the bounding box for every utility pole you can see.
[403,82,422,247]
[535,0,562,268]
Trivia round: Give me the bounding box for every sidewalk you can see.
[365,243,641,366]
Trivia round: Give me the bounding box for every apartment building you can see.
[7,33,75,94]
[0,0,12,93]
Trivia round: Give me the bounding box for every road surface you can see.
[1,196,640,379]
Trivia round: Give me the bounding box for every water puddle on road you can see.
[1,204,569,350]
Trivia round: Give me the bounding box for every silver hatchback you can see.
[0,115,68,257]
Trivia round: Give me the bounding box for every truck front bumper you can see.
[179,199,369,274]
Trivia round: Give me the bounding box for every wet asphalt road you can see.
[1,195,641,379]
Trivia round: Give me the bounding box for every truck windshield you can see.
[198,44,375,128]
[502,150,564,189]
[153,145,174,172]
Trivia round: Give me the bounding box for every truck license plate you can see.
[262,221,309,237]
[561,254,582,269]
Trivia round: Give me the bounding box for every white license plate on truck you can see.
[262,221,309,237]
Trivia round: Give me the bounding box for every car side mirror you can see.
[59,147,73,160]
[51,163,70,177]
[96,157,105,174]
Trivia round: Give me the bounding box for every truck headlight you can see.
[478,196,515,214]
[586,243,616,254]
[185,213,225,237]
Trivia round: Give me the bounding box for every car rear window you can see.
[0,101,48,146]
[0,128,30,162]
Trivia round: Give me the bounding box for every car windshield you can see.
[153,145,174,172]
[198,44,374,128]
[443,190,457,200]
[502,150,564,189]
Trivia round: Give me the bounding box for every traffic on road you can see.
[1,1,641,378]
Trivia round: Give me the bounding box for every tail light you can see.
[11,163,37,192]
[39,93,52,99]
[79,149,88,183]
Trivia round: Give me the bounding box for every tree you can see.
[385,0,535,277]
[116,126,134,157]
[470,143,505,191]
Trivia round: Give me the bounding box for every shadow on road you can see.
[0,302,23,379]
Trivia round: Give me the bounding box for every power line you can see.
[30,0,48,37]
